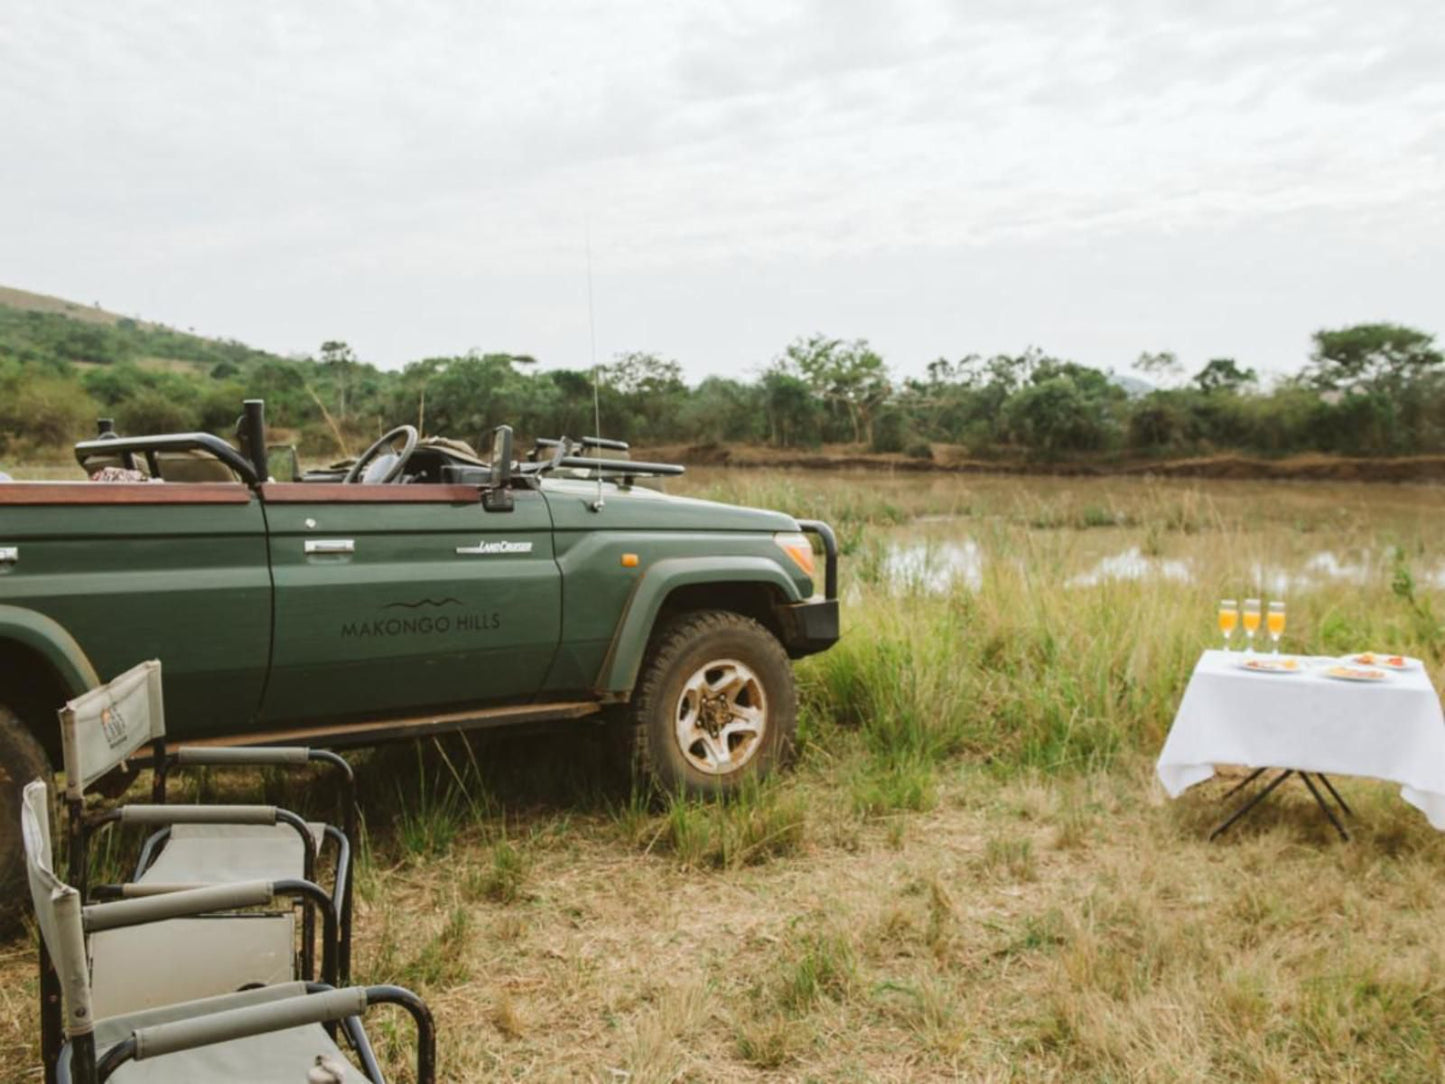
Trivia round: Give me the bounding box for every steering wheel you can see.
[343,425,419,484]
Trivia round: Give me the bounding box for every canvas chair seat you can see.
[80,983,366,1083]
[90,915,296,1019]
[136,822,327,886]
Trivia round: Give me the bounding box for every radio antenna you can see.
[586,219,605,512]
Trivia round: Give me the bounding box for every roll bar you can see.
[76,400,271,486]
[73,434,260,484]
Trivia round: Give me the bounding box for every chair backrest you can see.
[59,659,166,802]
[21,779,95,1039]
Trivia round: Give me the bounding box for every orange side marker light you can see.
[621,553,639,568]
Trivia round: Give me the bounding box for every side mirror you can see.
[483,425,514,512]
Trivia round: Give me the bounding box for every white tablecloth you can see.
[1157,650,1445,829]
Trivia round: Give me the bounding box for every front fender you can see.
[595,557,804,694]
[0,604,101,698]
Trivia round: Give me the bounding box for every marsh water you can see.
[679,469,1445,599]
[11,460,1444,597]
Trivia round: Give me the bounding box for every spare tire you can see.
[0,704,51,935]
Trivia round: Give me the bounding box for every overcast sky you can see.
[2,1,1441,382]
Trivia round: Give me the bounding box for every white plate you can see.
[1346,653,1417,671]
[1324,665,1389,683]
[1235,657,1305,675]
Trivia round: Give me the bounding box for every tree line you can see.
[1,300,1441,463]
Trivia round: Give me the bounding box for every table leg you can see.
[1218,767,1268,802]
[1315,773,1353,818]
[1300,773,1350,841]
[1210,770,1293,841]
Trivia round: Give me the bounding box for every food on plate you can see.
[1242,657,1300,672]
[1327,665,1387,681]
[1351,652,1410,669]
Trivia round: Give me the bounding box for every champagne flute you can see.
[1218,599,1239,652]
[1241,598,1261,653]
[1267,600,1286,655]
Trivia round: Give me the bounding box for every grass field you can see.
[3,471,1444,1082]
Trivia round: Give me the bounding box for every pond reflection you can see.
[1067,547,1191,587]
[883,540,983,591]
[876,538,1443,595]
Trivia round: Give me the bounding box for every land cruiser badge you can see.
[455,540,533,555]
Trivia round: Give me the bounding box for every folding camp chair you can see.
[58,661,356,988]
[23,780,434,1084]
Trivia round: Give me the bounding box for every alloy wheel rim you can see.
[673,658,767,775]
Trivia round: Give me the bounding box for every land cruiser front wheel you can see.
[629,611,797,796]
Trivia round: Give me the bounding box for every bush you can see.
[1127,396,1185,452]
[871,407,909,453]
[1003,376,1114,456]
[0,375,97,453]
[117,389,200,434]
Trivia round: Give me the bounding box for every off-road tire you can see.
[0,704,51,934]
[629,610,797,797]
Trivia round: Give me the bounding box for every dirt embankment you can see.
[641,443,1445,484]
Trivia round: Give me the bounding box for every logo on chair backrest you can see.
[100,703,129,748]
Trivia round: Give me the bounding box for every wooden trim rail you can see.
[258,483,481,504]
[0,482,251,505]
[0,482,485,505]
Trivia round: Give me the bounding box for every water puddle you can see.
[876,537,1439,595]
[1067,547,1191,587]
[883,540,984,591]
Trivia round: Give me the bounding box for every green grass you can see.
[641,781,809,870]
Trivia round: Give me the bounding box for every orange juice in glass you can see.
[1267,600,1286,654]
[1241,598,1262,652]
[1218,599,1239,651]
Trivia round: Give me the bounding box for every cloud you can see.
[0,0,1440,378]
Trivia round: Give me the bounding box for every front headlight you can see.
[774,531,816,581]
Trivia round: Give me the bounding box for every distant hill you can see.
[0,284,292,375]
[1109,372,1154,398]
[0,285,163,330]
[0,285,335,455]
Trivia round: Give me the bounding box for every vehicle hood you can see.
[538,477,798,533]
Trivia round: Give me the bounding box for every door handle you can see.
[0,546,16,565]
[304,539,355,555]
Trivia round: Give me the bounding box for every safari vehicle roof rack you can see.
[521,434,684,484]
[74,400,270,486]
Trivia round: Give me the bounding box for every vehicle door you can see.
[0,483,271,738]
[256,482,561,726]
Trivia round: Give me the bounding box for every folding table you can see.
[1156,651,1445,839]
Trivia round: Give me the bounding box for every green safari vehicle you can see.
[0,401,839,916]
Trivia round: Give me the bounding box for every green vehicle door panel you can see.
[0,503,271,736]
[259,490,561,724]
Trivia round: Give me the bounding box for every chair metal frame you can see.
[143,742,357,981]
[24,779,434,1084]
[45,661,360,1082]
